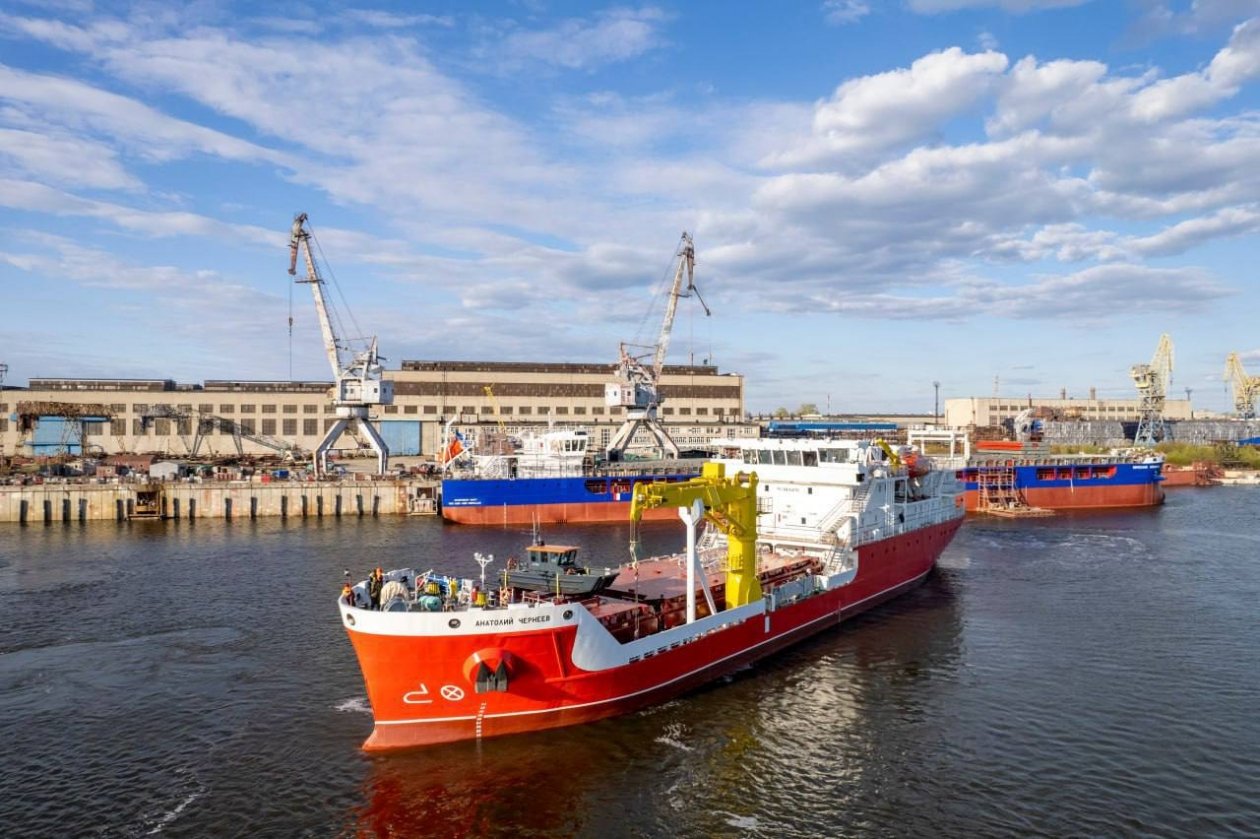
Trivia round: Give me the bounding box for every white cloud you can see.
[770,48,1009,168]
[339,10,455,29]
[1130,17,1260,121]
[491,7,669,71]
[1126,205,1260,255]
[796,263,1230,321]
[1130,0,1260,39]
[0,64,285,167]
[822,1,870,25]
[0,127,139,189]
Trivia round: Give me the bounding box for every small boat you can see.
[504,543,618,597]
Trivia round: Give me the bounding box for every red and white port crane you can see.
[288,212,393,476]
[604,232,710,461]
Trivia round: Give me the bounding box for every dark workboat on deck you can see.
[505,543,619,596]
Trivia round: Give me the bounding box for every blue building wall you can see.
[30,417,82,454]
[379,420,422,456]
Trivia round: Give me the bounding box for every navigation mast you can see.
[605,233,710,461]
[287,212,393,476]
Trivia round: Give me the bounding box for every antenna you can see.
[474,552,495,591]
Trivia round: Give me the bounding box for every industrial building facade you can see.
[0,361,749,460]
[943,396,1193,428]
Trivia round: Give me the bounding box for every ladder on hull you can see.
[975,462,1054,518]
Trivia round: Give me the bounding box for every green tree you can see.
[773,407,789,418]
[798,403,819,415]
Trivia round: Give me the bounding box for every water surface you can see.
[1,488,1257,837]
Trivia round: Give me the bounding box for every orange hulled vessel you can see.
[340,436,965,751]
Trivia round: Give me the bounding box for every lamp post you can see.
[933,380,940,426]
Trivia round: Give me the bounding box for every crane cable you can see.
[287,267,294,380]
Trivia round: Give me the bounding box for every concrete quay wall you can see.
[0,479,439,524]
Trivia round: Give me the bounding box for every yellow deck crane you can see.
[1224,353,1260,419]
[629,462,760,615]
[1131,334,1174,446]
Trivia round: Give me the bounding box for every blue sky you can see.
[3,0,1260,414]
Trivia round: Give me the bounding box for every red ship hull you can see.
[963,483,1164,511]
[344,516,962,751]
[441,500,681,526]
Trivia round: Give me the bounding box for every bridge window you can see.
[819,448,849,463]
[803,450,818,466]
[786,451,803,466]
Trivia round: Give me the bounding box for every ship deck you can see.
[602,552,821,604]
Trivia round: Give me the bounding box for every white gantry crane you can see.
[604,232,710,461]
[1224,352,1260,419]
[1131,333,1174,447]
[288,212,393,476]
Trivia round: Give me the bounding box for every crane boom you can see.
[484,385,507,434]
[288,212,343,377]
[1225,352,1260,419]
[651,233,707,377]
[629,462,761,610]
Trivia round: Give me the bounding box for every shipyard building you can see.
[944,396,1193,427]
[0,361,749,459]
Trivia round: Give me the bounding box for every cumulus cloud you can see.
[1131,17,1260,121]
[770,48,1009,168]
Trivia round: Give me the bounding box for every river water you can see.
[1,487,1257,838]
